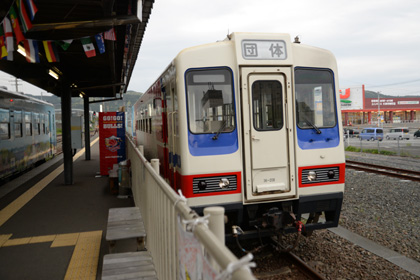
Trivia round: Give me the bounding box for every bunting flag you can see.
[104,28,116,41]
[94,33,105,54]
[0,35,8,60]
[9,6,25,44]
[57,39,73,51]
[17,0,32,33]
[0,0,123,64]
[3,17,14,53]
[25,0,38,21]
[43,41,59,62]
[24,39,39,63]
[81,37,96,58]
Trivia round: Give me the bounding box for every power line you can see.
[365,78,420,88]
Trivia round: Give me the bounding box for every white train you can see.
[133,32,345,237]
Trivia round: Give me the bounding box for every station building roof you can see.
[0,0,154,99]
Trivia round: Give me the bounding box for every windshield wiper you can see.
[212,121,227,140]
[304,118,322,134]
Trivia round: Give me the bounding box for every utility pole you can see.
[9,77,22,92]
[377,91,381,128]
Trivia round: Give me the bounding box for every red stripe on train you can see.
[178,172,242,198]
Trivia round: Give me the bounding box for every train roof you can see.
[0,88,54,107]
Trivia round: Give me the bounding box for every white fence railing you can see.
[126,136,256,280]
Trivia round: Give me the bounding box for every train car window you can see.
[14,110,23,138]
[25,112,32,136]
[45,114,49,134]
[34,113,40,135]
[252,81,283,131]
[295,69,337,129]
[0,123,9,139]
[0,109,10,140]
[41,114,45,134]
[185,68,235,134]
[149,118,152,134]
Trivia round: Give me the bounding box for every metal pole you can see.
[204,206,226,271]
[61,83,73,185]
[151,159,159,173]
[84,95,91,160]
[204,207,225,245]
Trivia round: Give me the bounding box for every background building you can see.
[340,85,420,126]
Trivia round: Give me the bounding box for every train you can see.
[0,88,57,183]
[132,32,345,238]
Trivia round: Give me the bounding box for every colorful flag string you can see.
[0,0,120,63]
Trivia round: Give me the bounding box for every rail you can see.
[126,136,256,280]
[346,160,420,182]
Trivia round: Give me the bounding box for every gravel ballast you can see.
[249,152,420,279]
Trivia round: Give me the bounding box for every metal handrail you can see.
[126,135,256,279]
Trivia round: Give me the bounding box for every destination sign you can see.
[241,40,287,60]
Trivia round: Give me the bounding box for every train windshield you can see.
[185,68,235,134]
[295,69,337,130]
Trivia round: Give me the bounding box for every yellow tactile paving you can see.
[3,237,31,247]
[0,234,13,247]
[51,233,80,247]
[29,235,56,244]
[64,230,102,280]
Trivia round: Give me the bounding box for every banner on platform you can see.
[177,217,218,280]
[99,112,126,175]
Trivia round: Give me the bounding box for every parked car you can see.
[359,128,383,141]
[343,128,359,138]
[385,127,410,140]
[414,129,420,139]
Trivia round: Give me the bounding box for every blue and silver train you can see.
[0,88,57,183]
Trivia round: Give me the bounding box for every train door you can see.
[241,67,296,201]
[166,81,178,188]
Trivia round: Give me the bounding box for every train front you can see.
[176,32,345,238]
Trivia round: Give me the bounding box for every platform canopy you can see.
[0,0,154,98]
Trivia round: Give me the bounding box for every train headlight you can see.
[198,180,207,191]
[219,178,230,189]
[328,170,335,179]
[307,171,317,181]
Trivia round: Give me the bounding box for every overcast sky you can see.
[2,0,420,96]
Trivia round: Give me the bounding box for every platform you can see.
[0,137,136,279]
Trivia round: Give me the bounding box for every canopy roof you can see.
[0,0,154,98]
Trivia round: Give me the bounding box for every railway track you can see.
[285,251,326,280]
[346,160,420,182]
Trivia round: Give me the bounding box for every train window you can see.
[14,111,22,137]
[149,118,152,134]
[252,81,283,131]
[45,114,49,134]
[0,109,8,122]
[15,124,22,138]
[295,69,336,129]
[0,109,9,140]
[34,113,40,135]
[25,112,32,136]
[185,68,235,134]
[0,123,9,139]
